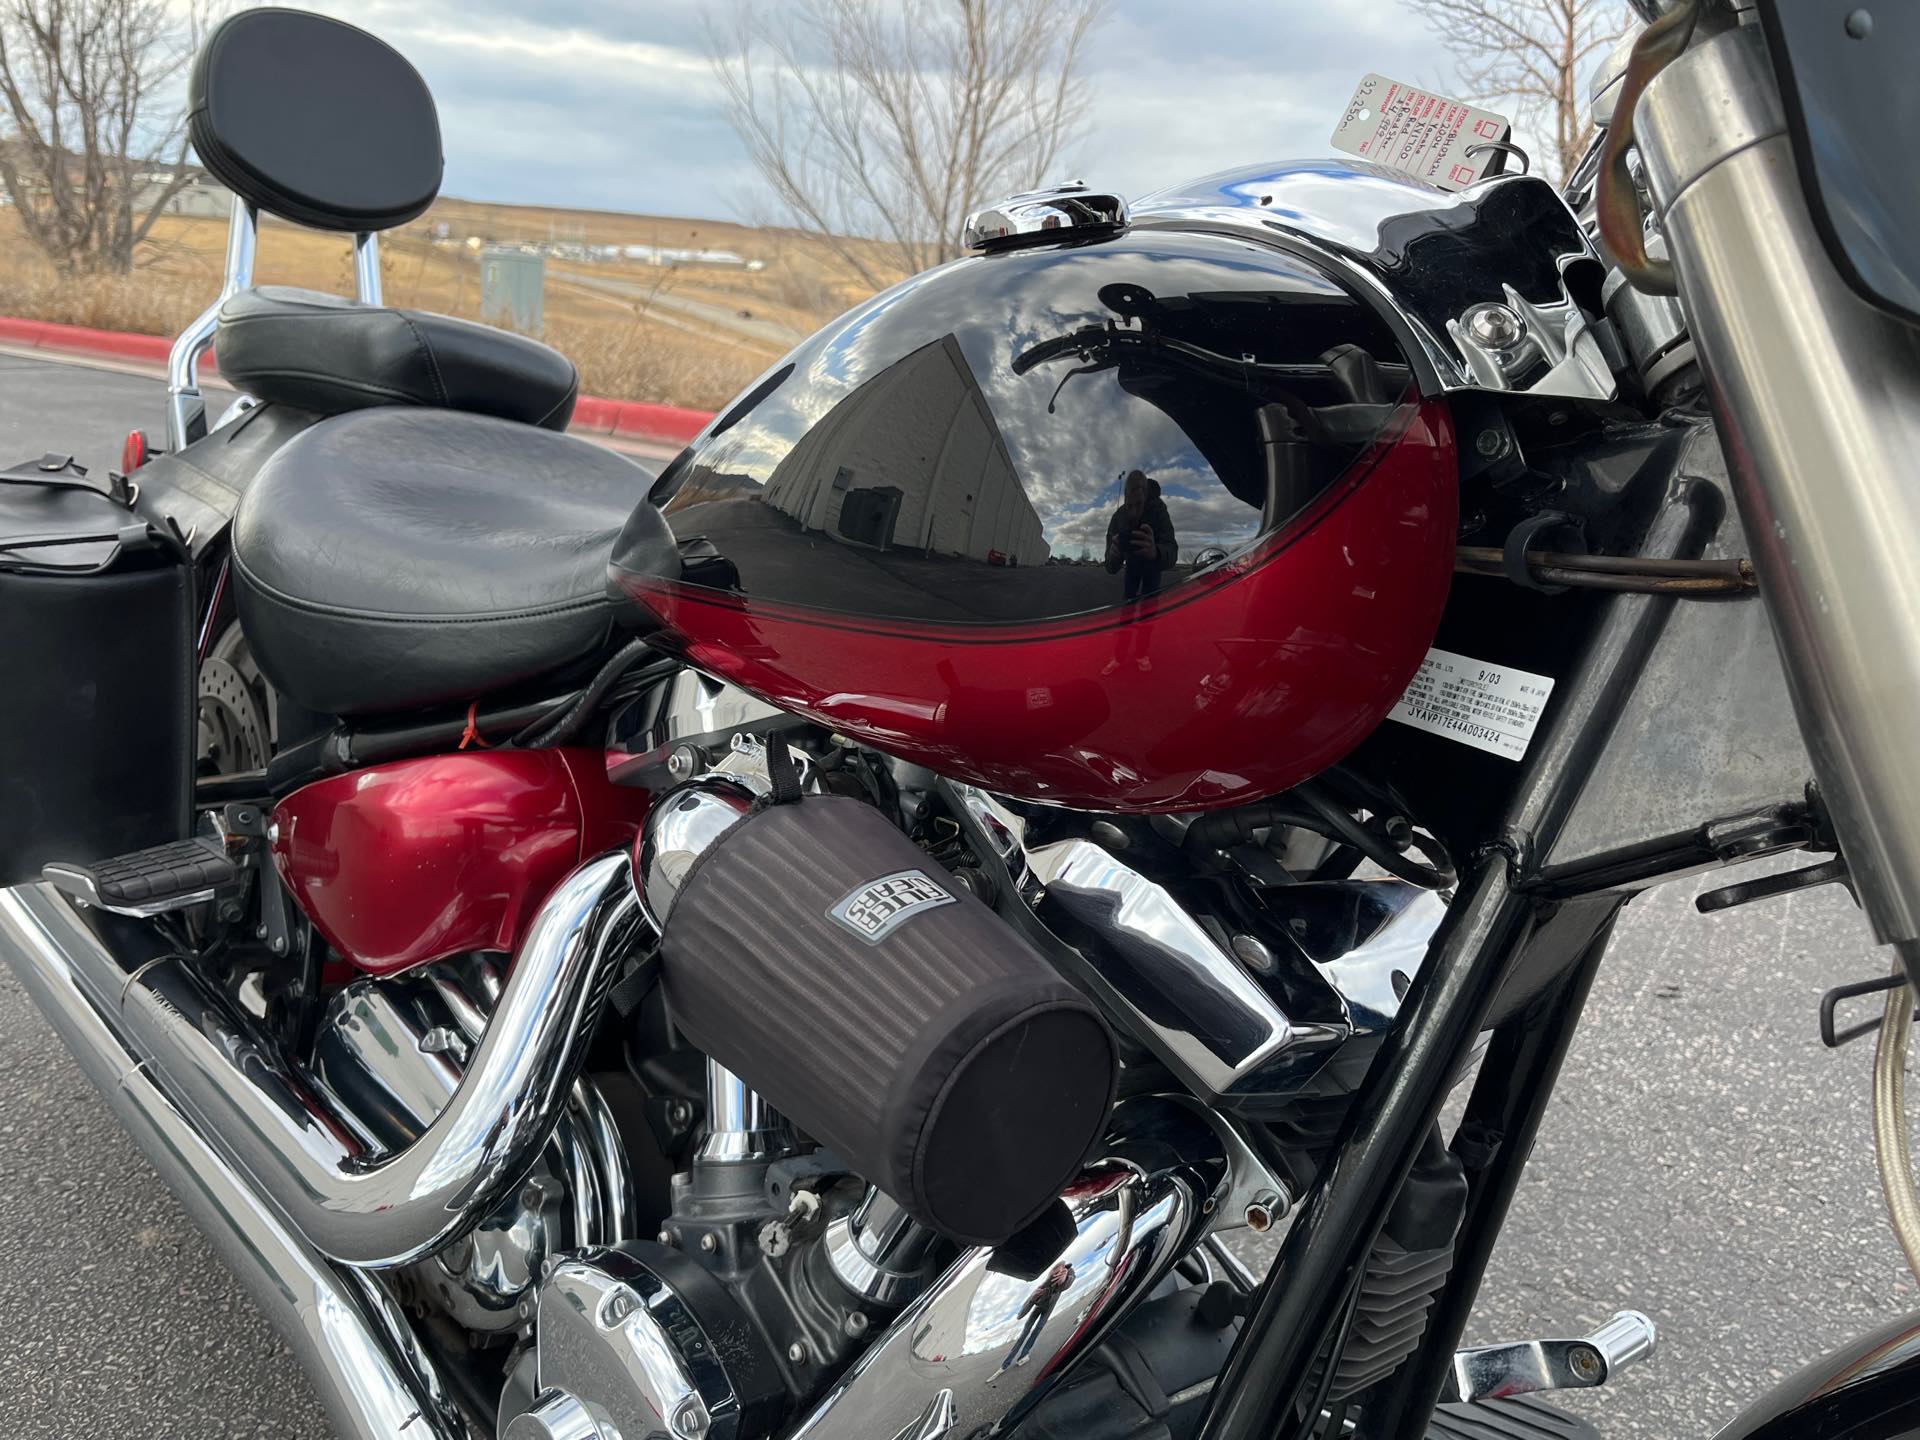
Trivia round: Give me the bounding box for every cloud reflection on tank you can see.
[644,230,1414,627]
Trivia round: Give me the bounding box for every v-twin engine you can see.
[312,956,640,1335]
[496,1101,1228,1440]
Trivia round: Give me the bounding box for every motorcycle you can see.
[3,1,1918,1437]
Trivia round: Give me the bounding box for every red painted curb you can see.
[0,313,717,446]
[0,313,206,371]
[569,393,711,447]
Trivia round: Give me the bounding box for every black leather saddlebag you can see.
[660,793,1117,1244]
[0,457,195,886]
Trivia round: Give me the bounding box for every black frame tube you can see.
[1199,860,1532,1438]
[1197,473,1714,1440]
[1356,895,1624,1437]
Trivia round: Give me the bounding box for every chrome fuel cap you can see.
[963,181,1128,251]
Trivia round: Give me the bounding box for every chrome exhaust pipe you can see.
[0,850,642,1268]
[789,1105,1224,1439]
[0,882,472,1440]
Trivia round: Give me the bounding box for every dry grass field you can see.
[0,197,903,409]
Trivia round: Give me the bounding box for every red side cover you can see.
[271,749,648,975]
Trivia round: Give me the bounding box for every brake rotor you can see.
[197,624,275,776]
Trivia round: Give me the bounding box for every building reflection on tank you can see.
[647,229,1413,631]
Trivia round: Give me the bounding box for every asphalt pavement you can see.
[0,352,1912,1437]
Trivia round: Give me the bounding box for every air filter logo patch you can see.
[828,869,956,944]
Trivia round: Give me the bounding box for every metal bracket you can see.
[1697,855,1851,915]
[1443,1309,1656,1404]
[1819,972,1905,1049]
[222,801,292,958]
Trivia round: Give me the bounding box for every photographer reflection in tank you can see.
[1102,469,1177,674]
[1000,1261,1076,1372]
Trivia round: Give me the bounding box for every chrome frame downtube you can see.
[1634,24,1920,952]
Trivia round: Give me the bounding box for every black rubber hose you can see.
[1181,787,1454,891]
[515,640,664,748]
[1180,801,1322,855]
[1293,781,1456,890]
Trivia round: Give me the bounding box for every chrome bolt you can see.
[1464,303,1523,349]
[787,1341,809,1365]
[265,820,280,844]
[1475,429,1512,460]
[1845,8,1873,39]
[670,1399,711,1440]
[1245,1187,1290,1233]
[599,1289,636,1327]
[657,1229,676,1247]
[843,1312,870,1339]
[1230,934,1277,976]
[699,1232,718,1254]
[665,1099,694,1131]
[1569,1344,1604,1382]
[667,744,700,778]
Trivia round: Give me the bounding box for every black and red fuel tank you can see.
[611,226,1457,811]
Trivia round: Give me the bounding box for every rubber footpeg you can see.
[1429,1396,1602,1439]
[44,839,238,913]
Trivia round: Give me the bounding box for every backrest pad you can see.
[188,8,442,233]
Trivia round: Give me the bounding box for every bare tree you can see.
[1405,0,1631,182]
[710,0,1108,289]
[0,0,212,274]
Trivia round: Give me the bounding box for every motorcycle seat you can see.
[231,406,676,717]
[216,286,580,431]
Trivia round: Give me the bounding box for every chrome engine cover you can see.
[509,1247,781,1440]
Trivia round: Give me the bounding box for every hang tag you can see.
[1331,74,1511,191]
[1387,647,1554,761]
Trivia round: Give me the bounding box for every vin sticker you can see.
[828,869,956,944]
[1330,74,1511,191]
[1387,648,1554,761]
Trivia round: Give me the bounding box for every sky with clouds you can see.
[287,0,1501,226]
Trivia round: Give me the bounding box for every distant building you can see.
[618,243,756,269]
[761,334,1046,566]
[136,168,232,219]
[480,245,546,336]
